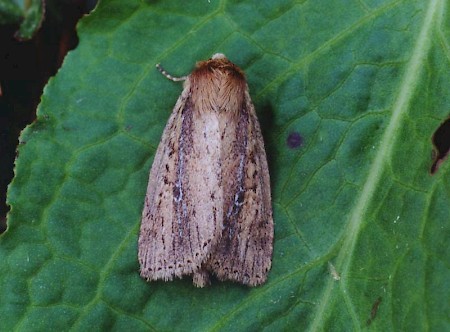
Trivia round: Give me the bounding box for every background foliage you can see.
[0,0,45,39]
[1,0,449,330]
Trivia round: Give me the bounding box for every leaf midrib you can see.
[308,0,443,330]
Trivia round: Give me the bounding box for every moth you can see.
[138,53,273,287]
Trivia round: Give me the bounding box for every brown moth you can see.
[138,53,273,287]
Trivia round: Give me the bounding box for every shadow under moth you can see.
[138,53,273,287]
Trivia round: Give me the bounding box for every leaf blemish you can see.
[328,262,340,281]
[366,296,382,326]
[431,117,450,174]
[286,132,303,149]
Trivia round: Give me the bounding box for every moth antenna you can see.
[155,63,187,82]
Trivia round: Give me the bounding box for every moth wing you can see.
[209,90,273,286]
[138,80,223,282]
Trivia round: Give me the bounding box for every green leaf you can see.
[15,0,44,40]
[0,0,22,24]
[0,0,44,39]
[0,0,45,40]
[1,0,449,330]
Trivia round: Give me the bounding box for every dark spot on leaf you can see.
[431,117,450,174]
[287,132,303,149]
[366,297,382,326]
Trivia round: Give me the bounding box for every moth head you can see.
[211,53,226,60]
[194,53,245,83]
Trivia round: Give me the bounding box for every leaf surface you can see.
[1,0,449,330]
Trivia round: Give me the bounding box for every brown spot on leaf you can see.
[366,296,382,326]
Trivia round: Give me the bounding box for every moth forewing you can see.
[139,79,222,281]
[138,53,273,287]
[206,91,273,286]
